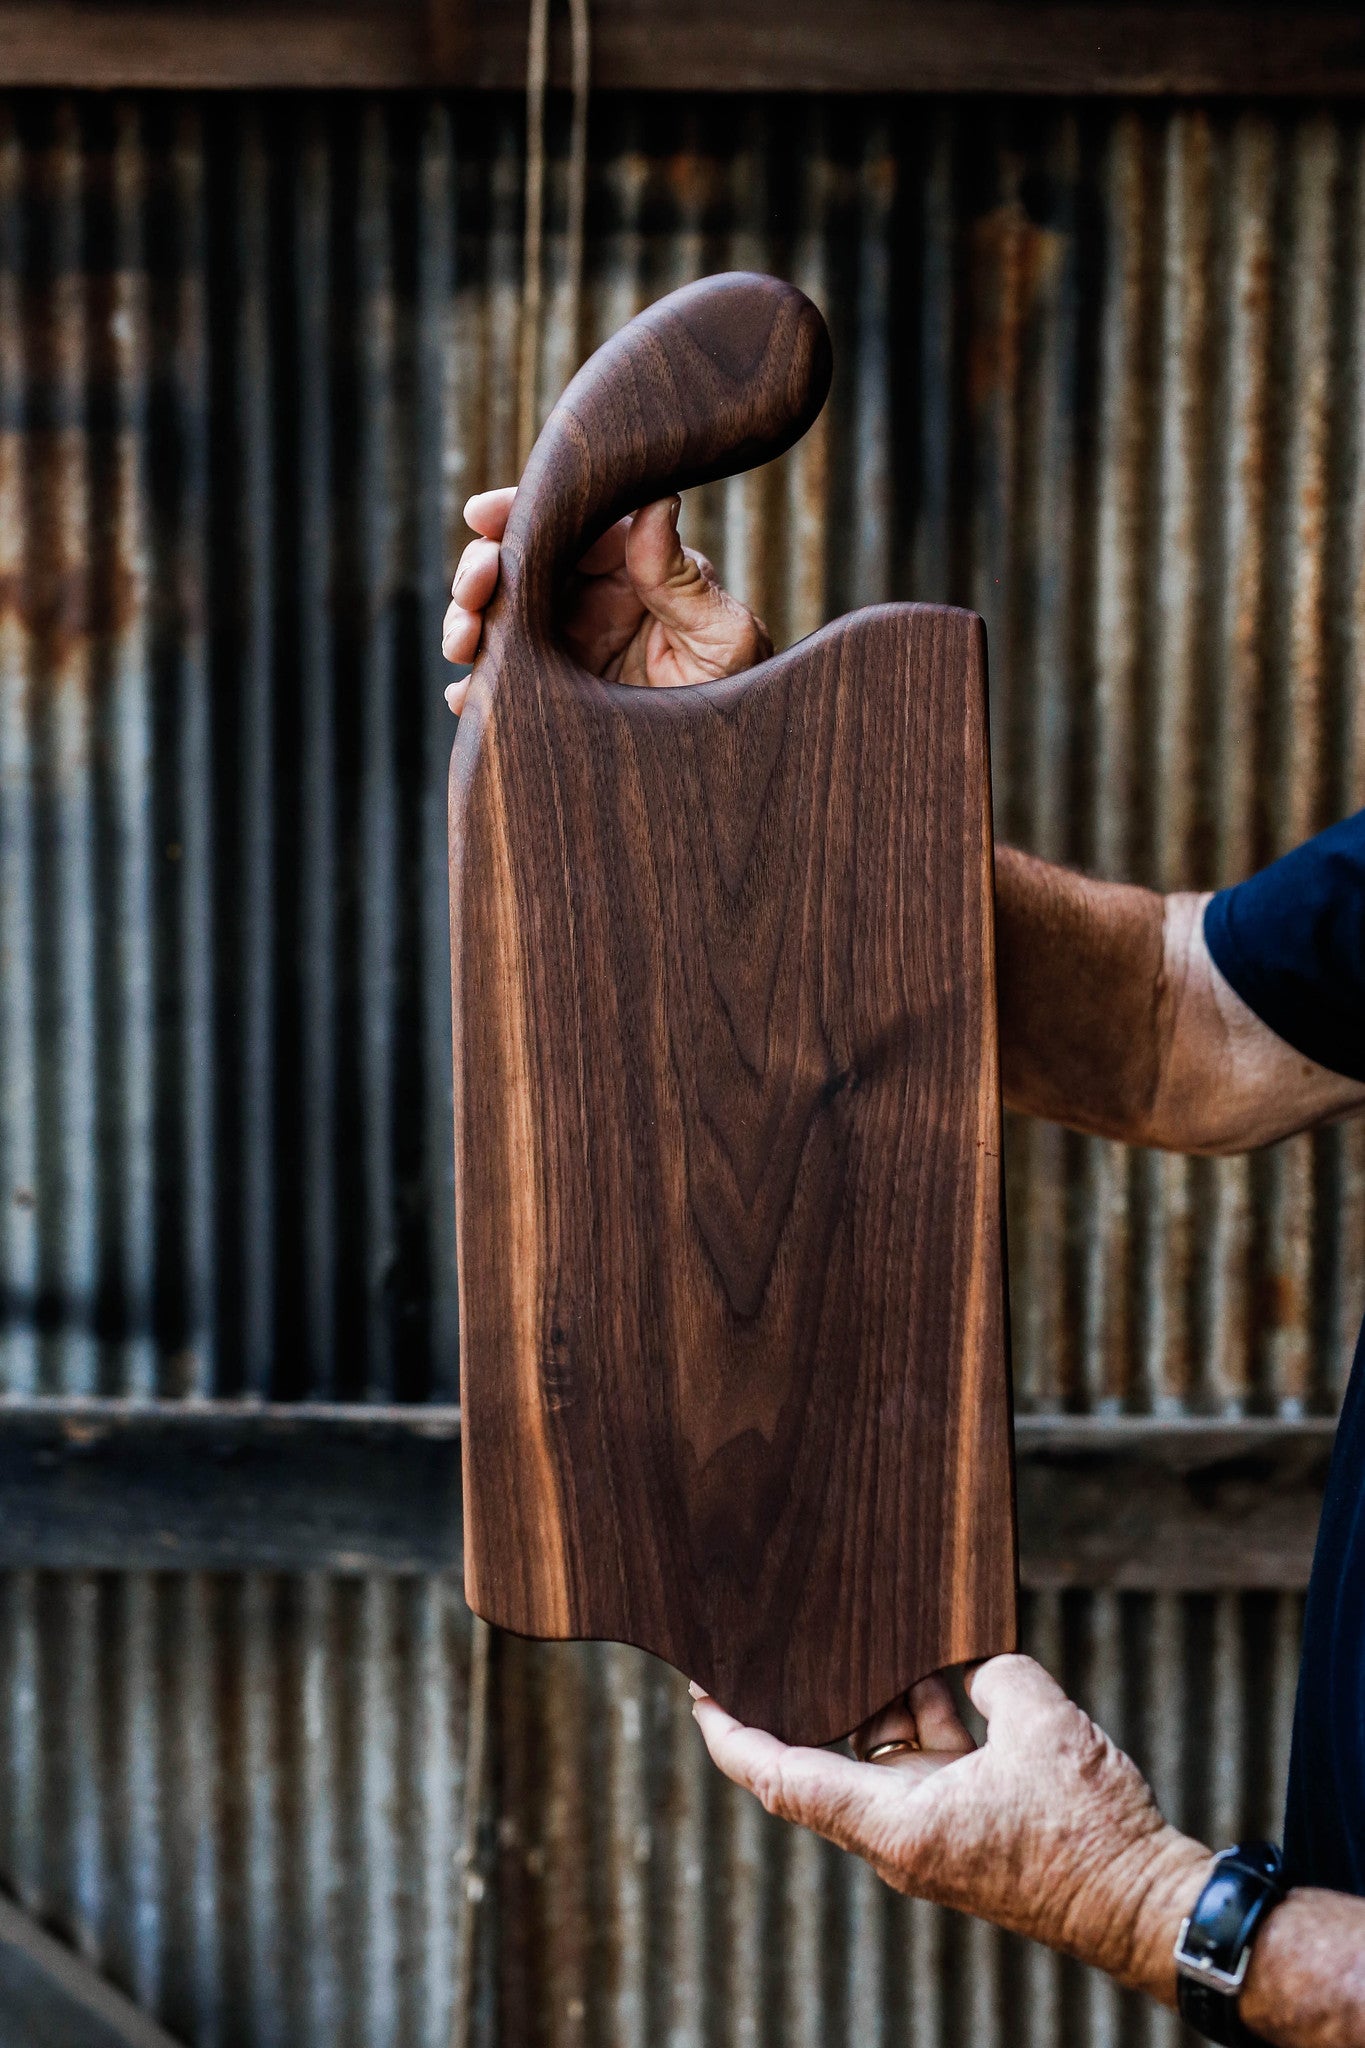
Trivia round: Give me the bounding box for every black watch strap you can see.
[1175,1840,1287,2046]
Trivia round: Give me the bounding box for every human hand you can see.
[691,1654,1211,2005]
[441,486,771,714]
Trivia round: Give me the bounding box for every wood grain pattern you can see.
[449,274,1016,1744]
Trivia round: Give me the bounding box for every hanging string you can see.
[516,0,550,466]
[452,11,591,2047]
[564,0,591,370]
[517,0,591,465]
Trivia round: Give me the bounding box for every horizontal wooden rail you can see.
[0,2,1360,94]
[1013,1415,1334,1592]
[0,1400,463,1574]
[0,1399,1333,1586]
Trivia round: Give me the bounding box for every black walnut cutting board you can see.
[449,272,1016,1745]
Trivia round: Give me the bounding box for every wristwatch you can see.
[1174,1840,1288,2045]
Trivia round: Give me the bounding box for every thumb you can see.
[621,498,768,685]
[624,497,708,630]
[964,1654,1068,1739]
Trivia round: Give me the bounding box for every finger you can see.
[851,1694,920,1762]
[575,516,631,576]
[964,1654,1067,1732]
[450,537,501,609]
[444,672,472,716]
[463,487,515,540]
[442,606,482,665]
[692,1695,898,1847]
[907,1674,976,1755]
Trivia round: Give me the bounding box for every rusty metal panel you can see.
[2,94,1362,1415]
[0,90,1357,2048]
[494,1594,1303,2048]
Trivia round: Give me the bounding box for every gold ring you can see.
[865,1737,919,1763]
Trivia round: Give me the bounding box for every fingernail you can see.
[687,1680,705,1700]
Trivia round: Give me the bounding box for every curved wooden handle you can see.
[499,272,832,637]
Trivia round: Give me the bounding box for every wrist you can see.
[1066,1824,1214,2001]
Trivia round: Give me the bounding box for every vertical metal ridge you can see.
[1076,111,1151,1420]
[57,1574,103,1962]
[105,97,156,1399]
[39,98,99,1398]
[1138,112,1213,1421]
[1011,107,1084,1415]
[167,1577,224,2047]
[299,1576,343,2047]
[296,101,339,1401]
[0,100,37,1396]
[240,1574,288,2048]
[412,1577,460,2048]
[417,100,459,1404]
[234,104,277,1399]
[166,102,217,1399]
[604,1644,649,2048]
[357,1578,402,2048]
[784,110,833,650]
[1262,115,1341,1420]
[848,115,894,615]
[357,102,401,1404]
[720,107,775,632]
[662,1666,706,2048]
[1197,112,1269,1417]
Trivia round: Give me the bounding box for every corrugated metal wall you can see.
[0,90,1360,2045]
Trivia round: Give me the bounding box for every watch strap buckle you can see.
[1174,1917,1253,1995]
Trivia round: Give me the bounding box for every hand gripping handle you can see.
[495,272,832,648]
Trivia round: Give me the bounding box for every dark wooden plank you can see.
[0,1400,1329,1584]
[0,1400,461,1573]
[1014,1416,1335,1591]
[0,1890,185,2048]
[450,273,1014,1745]
[0,1,1362,93]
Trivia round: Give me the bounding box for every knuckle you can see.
[754,1759,793,1820]
[665,552,705,595]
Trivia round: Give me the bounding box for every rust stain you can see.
[1261,1269,1306,1333]
[965,202,1063,418]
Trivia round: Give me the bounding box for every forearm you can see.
[1071,1827,1365,2048]
[1242,1887,1365,2046]
[994,845,1169,1143]
[994,846,1365,1151]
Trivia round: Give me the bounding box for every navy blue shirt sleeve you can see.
[1203,810,1365,1084]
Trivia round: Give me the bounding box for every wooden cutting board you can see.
[449,272,1016,1746]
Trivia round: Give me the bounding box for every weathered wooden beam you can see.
[0,1890,185,2048]
[0,1401,1333,1585]
[0,1400,462,1574]
[1014,1416,1335,1592]
[0,2,1360,95]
